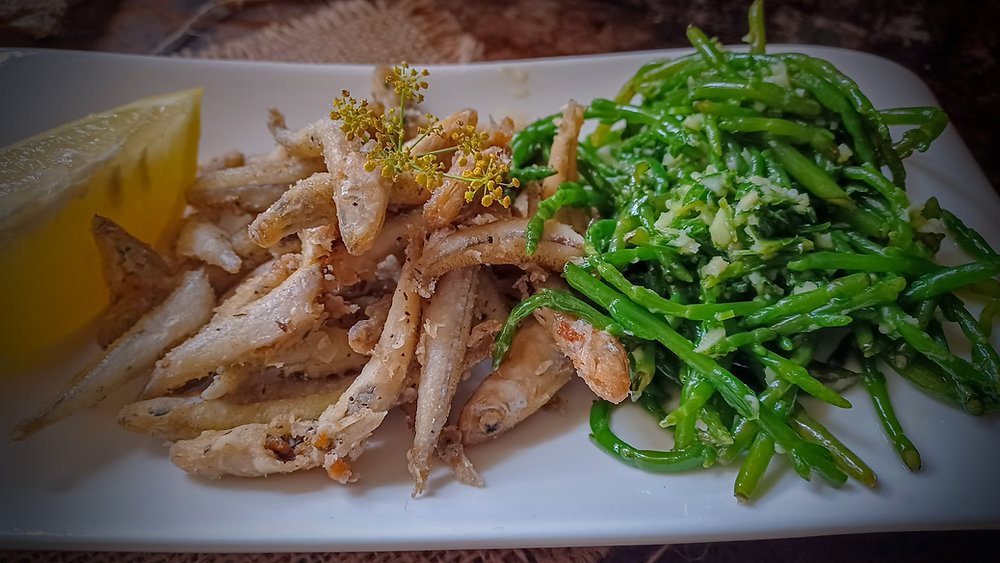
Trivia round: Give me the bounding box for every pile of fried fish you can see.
[13,69,629,496]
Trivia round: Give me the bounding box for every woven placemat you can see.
[0,0,67,40]
[184,0,483,64]
[5,2,605,562]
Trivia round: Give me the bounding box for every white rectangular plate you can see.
[1,46,999,551]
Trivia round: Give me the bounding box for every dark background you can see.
[4,0,998,191]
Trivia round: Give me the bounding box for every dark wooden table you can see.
[3,1,997,560]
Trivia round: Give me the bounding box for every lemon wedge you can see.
[0,88,203,375]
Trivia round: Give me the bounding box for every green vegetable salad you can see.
[496,0,999,501]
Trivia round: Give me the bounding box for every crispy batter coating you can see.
[13,270,215,440]
[407,266,479,495]
[91,215,175,348]
[418,218,584,296]
[542,100,585,199]
[312,235,425,478]
[459,319,574,445]
[120,376,353,441]
[187,149,326,213]
[249,172,340,248]
[318,121,392,255]
[141,263,324,399]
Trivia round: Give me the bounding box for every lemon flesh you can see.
[0,88,202,375]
